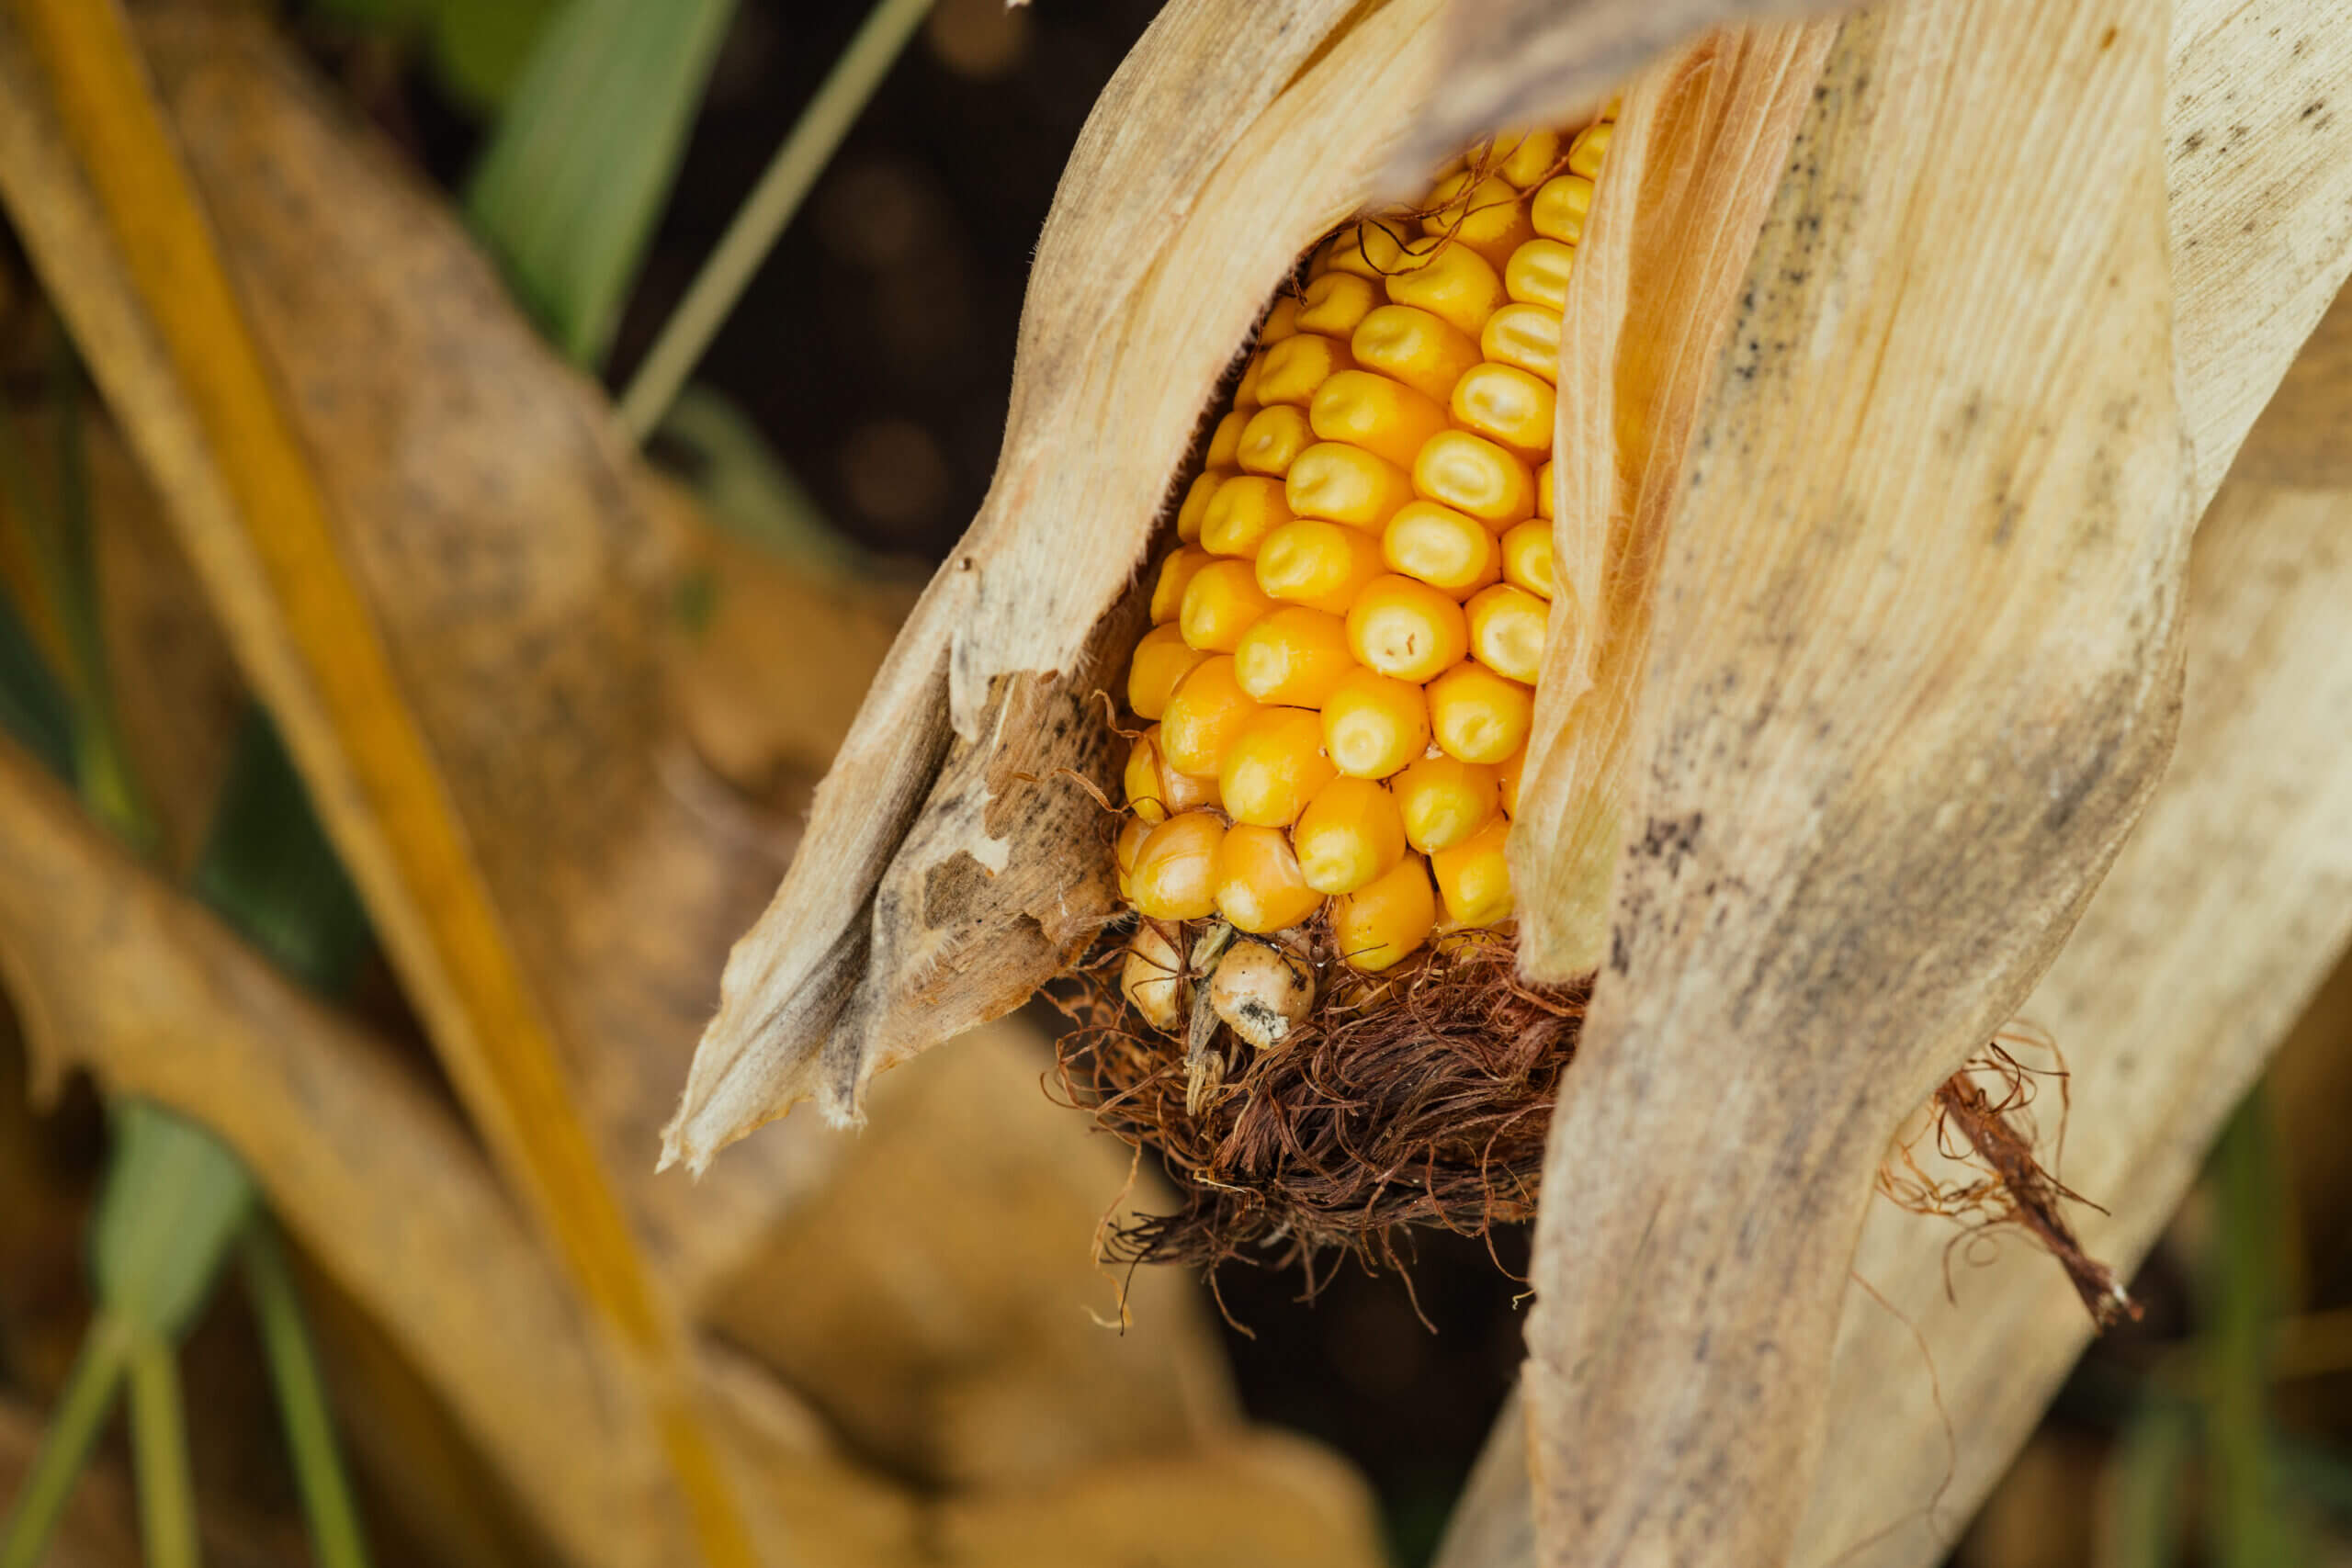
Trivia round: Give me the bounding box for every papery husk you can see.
[669,0,1466,1160]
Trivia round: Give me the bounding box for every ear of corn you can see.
[1115,113,1611,973]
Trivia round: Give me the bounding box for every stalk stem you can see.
[0,1317,131,1568]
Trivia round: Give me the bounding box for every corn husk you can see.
[669,0,2352,1562]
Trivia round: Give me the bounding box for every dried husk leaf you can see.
[0,741,691,1568]
[1519,0,2190,1557]
[1396,0,1840,182]
[1508,19,1838,974]
[670,0,1469,1159]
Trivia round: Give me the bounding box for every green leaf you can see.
[0,589,73,778]
[430,0,564,112]
[463,0,737,367]
[193,711,374,994]
[91,1103,254,1344]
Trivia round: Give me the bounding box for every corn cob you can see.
[1118,113,1611,1006]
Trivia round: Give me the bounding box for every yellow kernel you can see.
[1351,305,1484,404]
[1219,706,1337,828]
[1309,370,1453,469]
[1201,475,1294,558]
[1256,333,1352,408]
[1130,810,1226,920]
[1421,172,1535,270]
[1498,745,1526,817]
[1385,243,1506,339]
[1325,218,1440,281]
[1162,762,1220,815]
[1496,129,1561,187]
[1347,573,1471,682]
[1465,583,1549,683]
[1159,656,1261,776]
[1332,852,1437,970]
[1535,459,1555,521]
[1149,546,1214,624]
[1128,622,1213,720]
[1125,728,1171,825]
[1233,606,1356,706]
[1292,776,1407,894]
[1284,442,1416,530]
[1215,825,1325,934]
[1504,238,1577,311]
[1414,430,1535,525]
[1176,468,1227,543]
[1256,519,1388,615]
[1382,501,1501,599]
[1204,411,1248,468]
[1483,302,1563,383]
[1234,348,1265,410]
[1180,560,1275,653]
[1427,660,1533,764]
[1114,815,1150,899]
[1500,520,1555,600]
[1431,816,1513,926]
[1319,666,1430,779]
[1568,122,1611,178]
[1451,362,1556,458]
[1531,175,1595,244]
[1238,405,1314,477]
[1393,753,1501,853]
[1295,272,1380,339]
[1260,295,1300,345]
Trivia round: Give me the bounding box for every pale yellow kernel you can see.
[1414,430,1535,525]
[1482,302,1564,384]
[1465,583,1549,684]
[1284,442,1416,530]
[1531,175,1595,245]
[1159,657,1261,777]
[1332,852,1437,971]
[1180,559,1275,652]
[1149,546,1213,624]
[1255,519,1388,615]
[1130,810,1226,920]
[1204,411,1248,468]
[1500,520,1555,600]
[1385,243,1505,339]
[1319,666,1430,780]
[1114,815,1150,900]
[1233,606,1356,706]
[1420,172,1536,269]
[1568,122,1611,178]
[1295,272,1380,339]
[1347,574,1471,683]
[1257,333,1352,408]
[1215,825,1325,934]
[1393,753,1501,854]
[1237,405,1314,477]
[1427,660,1533,765]
[1219,706,1338,829]
[1350,304,1484,404]
[1201,475,1293,558]
[1176,468,1226,543]
[1124,728,1171,825]
[1496,129,1562,187]
[1451,362,1556,458]
[1431,816,1513,927]
[1128,622,1213,720]
[1504,237,1577,311]
[1382,501,1501,600]
[1309,370,1453,469]
[1259,295,1300,345]
[1292,775,1407,895]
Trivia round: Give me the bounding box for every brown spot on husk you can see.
[1049,925,1589,1278]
